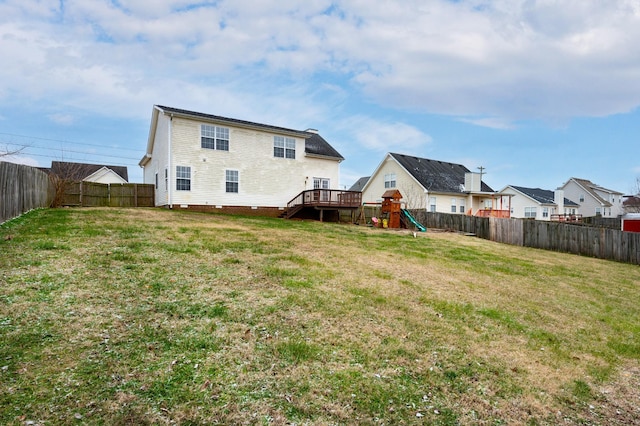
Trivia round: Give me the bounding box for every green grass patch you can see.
[0,207,639,425]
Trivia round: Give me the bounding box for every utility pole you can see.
[477,166,485,184]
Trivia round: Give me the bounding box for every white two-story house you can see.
[560,177,624,218]
[139,105,344,215]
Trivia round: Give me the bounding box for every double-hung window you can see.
[542,207,549,218]
[226,170,239,193]
[176,166,191,191]
[201,124,229,151]
[524,207,536,218]
[429,197,436,212]
[384,173,396,188]
[274,136,295,159]
[450,198,457,213]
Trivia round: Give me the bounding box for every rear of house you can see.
[139,105,344,215]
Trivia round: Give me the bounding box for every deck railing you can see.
[475,209,511,218]
[286,189,362,211]
[550,214,583,222]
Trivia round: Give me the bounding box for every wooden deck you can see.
[284,190,362,221]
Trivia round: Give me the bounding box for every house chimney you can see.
[464,172,481,192]
[554,189,565,214]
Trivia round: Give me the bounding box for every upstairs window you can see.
[429,197,436,212]
[274,136,295,159]
[384,173,396,188]
[201,124,229,151]
[226,170,239,193]
[176,166,191,191]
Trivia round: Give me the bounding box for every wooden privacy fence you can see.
[63,182,154,207]
[0,161,53,223]
[413,211,640,265]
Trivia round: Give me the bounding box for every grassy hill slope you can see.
[1,208,639,425]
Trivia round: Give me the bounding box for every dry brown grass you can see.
[1,207,638,425]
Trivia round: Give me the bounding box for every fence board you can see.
[0,162,53,223]
[62,182,154,207]
[414,211,639,266]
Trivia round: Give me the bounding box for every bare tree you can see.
[624,177,640,213]
[0,143,25,158]
[48,161,89,207]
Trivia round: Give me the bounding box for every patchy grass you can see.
[1,207,639,425]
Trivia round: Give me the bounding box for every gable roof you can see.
[508,185,579,206]
[389,153,494,193]
[50,161,129,182]
[348,176,370,192]
[564,177,622,207]
[142,105,343,163]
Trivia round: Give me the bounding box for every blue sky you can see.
[1,0,639,194]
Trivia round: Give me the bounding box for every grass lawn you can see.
[1,207,639,425]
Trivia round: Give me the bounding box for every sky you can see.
[1,0,639,194]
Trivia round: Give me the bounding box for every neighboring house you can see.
[138,105,344,214]
[48,161,128,184]
[623,195,640,213]
[498,185,580,221]
[348,176,370,192]
[560,178,624,218]
[361,153,501,215]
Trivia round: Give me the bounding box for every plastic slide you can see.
[401,209,426,232]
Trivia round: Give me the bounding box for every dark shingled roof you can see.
[349,176,370,192]
[390,153,493,193]
[50,161,128,182]
[511,186,579,206]
[156,105,343,161]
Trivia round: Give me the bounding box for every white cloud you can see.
[342,115,432,153]
[48,113,75,125]
[0,154,41,167]
[0,0,639,128]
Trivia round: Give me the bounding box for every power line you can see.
[1,151,141,169]
[0,140,143,162]
[0,132,143,153]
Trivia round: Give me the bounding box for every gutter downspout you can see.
[168,114,173,208]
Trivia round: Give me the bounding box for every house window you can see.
[450,198,456,213]
[459,199,465,214]
[595,207,601,216]
[226,170,238,193]
[201,124,229,151]
[524,207,536,218]
[384,173,396,188]
[579,194,585,202]
[429,197,436,212]
[274,136,295,159]
[164,168,168,191]
[155,172,158,190]
[542,207,549,218]
[176,166,191,191]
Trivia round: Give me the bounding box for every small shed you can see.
[622,213,640,233]
[381,189,403,228]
